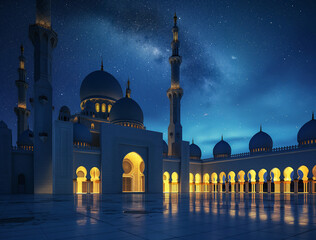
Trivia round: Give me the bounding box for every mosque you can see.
[0,0,315,195]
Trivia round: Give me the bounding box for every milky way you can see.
[0,0,315,157]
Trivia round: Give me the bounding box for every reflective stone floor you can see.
[0,193,315,240]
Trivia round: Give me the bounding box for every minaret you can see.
[29,0,58,194]
[14,45,30,142]
[167,13,183,157]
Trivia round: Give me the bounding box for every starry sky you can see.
[0,0,315,158]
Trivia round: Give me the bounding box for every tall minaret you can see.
[29,0,57,194]
[167,13,183,157]
[14,45,30,142]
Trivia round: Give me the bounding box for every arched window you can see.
[101,103,106,113]
[95,103,100,112]
[91,123,95,129]
[108,104,112,113]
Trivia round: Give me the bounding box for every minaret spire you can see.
[14,44,30,142]
[167,13,183,157]
[29,0,58,194]
[126,78,131,98]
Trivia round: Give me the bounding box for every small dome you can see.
[190,142,202,159]
[213,138,231,159]
[18,129,34,146]
[297,113,316,146]
[80,70,123,102]
[249,127,273,153]
[73,123,92,144]
[0,120,8,128]
[58,106,71,121]
[163,140,168,155]
[109,97,144,126]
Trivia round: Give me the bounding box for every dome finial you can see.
[221,134,223,141]
[20,44,24,55]
[173,12,177,26]
[192,138,194,144]
[260,124,262,132]
[101,57,104,71]
[312,112,314,120]
[126,78,131,98]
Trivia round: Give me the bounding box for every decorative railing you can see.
[202,144,306,162]
[73,144,100,152]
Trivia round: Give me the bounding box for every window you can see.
[91,123,95,129]
[108,104,112,112]
[102,103,106,113]
[95,103,100,112]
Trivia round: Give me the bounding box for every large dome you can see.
[73,123,92,144]
[109,97,144,126]
[297,114,316,145]
[80,70,123,102]
[213,138,231,159]
[190,143,202,159]
[249,127,273,152]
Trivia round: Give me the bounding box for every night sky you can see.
[0,0,315,158]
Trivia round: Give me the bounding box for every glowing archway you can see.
[297,165,309,181]
[283,167,294,181]
[76,166,87,194]
[237,170,245,182]
[283,167,294,193]
[189,173,194,192]
[312,165,316,180]
[211,172,218,183]
[219,172,226,183]
[247,170,256,182]
[122,152,145,192]
[228,171,235,183]
[203,173,210,192]
[270,168,281,193]
[297,165,309,193]
[90,167,100,193]
[163,171,170,193]
[171,172,179,192]
[195,173,201,192]
[258,169,267,183]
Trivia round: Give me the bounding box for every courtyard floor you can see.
[0,193,315,240]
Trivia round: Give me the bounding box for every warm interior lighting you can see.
[90,167,100,193]
[108,104,112,113]
[189,173,194,192]
[247,170,256,182]
[171,172,179,192]
[20,61,24,69]
[122,152,145,192]
[228,171,235,183]
[195,173,201,192]
[297,165,309,181]
[102,103,106,113]
[258,169,267,182]
[95,103,100,112]
[163,172,170,193]
[76,166,87,194]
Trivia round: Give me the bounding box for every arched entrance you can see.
[76,166,87,194]
[122,152,145,192]
[163,172,170,193]
[171,172,179,192]
[90,167,100,193]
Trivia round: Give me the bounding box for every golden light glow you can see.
[298,165,309,181]
[258,169,267,182]
[122,152,145,192]
[91,123,95,129]
[171,172,179,192]
[247,170,256,182]
[102,103,106,113]
[312,165,316,180]
[219,172,226,183]
[95,103,100,112]
[238,170,245,183]
[283,167,294,182]
[18,103,26,109]
[163,172,170,193]
[270,168,281,182]
[195,174,201,192]
[90,167,100,193]
[76,166,87,194]
[228,171,236,183]
[20,61,25,69]
[108,104,112,113]
[211,172,218,183]
[189,173,194,192]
